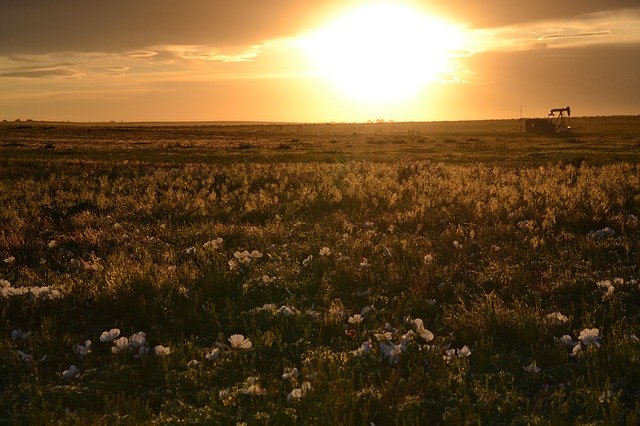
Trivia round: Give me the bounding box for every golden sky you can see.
[1,0,639,122]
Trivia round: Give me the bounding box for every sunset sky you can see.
[1,0,639,122]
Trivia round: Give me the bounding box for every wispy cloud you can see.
[0,64,84,79]
[468,8,640,53]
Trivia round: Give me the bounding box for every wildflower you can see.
[578,328,601,347]
[302,255,313,266]
[443,348,457,362]
[457,345,471,358]
[287,382,312,402]
[589,227,615,239]
[251,250,263,259]
[277,305,299,317]
[1,279,11,287]
[219,388,230,400]
[359,257,369,268]
[363,221,374,229]
[185,246,196,254]
[241,379,267,396]
[11,329,30,340]
[4,256,15,264]
[352,341,372,357]
[129,332,147,348]
[16,350,34,363]
[426,299,436,306]
[453,240,462,249]
[319,247,331,256]
[374,331,393,341]
[423,254,434,263]
[631,334,639,343]
[491,245,501,252]
[546,312,569,324]
[187,359,200,368]
[571,344,582,356]
[113,223,123,231]
[228,259,239,270]
[111,337,129,353]
[74,340,92,357]
[202,237,223,250]
[47,240,57,248]
[262,275,276,284]
[383,246,392,257]
[348,314,363,324]
[413,318,434,342]
[228,334,252,349]
[62,365,80,379]
[523,361,541,373]
[282,367,299,380]
[206,348,220,361]
[154,345,171,356]
[556,334,578,347]
[379,342,403,365]
[99,328,120,343]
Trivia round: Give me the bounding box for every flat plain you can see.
[2,116,640,424]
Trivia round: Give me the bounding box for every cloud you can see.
[0,64,84,79]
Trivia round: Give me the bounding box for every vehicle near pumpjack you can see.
[524,106,572,134]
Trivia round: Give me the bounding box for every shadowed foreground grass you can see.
[1,119,640,424]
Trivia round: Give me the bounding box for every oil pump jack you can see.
[548,106,571,133]
[524,106,572,134]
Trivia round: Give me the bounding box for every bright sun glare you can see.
[302,3,466,103]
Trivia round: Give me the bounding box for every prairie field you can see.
[2,116,640,424]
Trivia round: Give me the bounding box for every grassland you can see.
[1,116,640,424]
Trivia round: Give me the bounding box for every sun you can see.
[301,3,466,103]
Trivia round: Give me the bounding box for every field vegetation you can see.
[2,117,640,424]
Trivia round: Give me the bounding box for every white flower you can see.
[250,250,263,259]
[578,328,601,347]
[352,341,372,357]
[99,328,120,342]
[546,312,569,323]
[1,279,11,287]
[413,318,434,342]
[62,365,80,379]
[287,388,304,402]
[11,329,30,340]
[302,255,313,267]
[228,259,239,270]
[241,382,267,396]
[457,345,471,358]
[206,348,220,361]
[556,334,578,347]
[360,305,373,316]
[129,331,147,348]
[379,342,403,365]
[16,350,33,363]
[218,388,230,400]
[319,247,331,256]
[443,348,457,362]
[154,345,171,356]
[74,340,92,357]
[4,256,15,264]
[228,334,252,349]
[186,246,196,254]
[423,254,434,263]
[359,257,369,268]
[187,359,200,368]
[348,314,363,324]
[571,344,582,357]
[523,361,541,373]
[48,240,57,248]
[262,275,276,284]
[111,337,129,353]
[202,237,223,250]
[282,367,299,380]
[374,331,393,341]
[453,240,462,249]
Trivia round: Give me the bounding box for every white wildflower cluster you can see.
[229,249,263,270]
[556,328,601,357]
[588,227,615,240]
[351,318,437,366]
[99,329,169,358]
[319,247,331,256]
[4,256,15,264]
[443,345,472,362]
[202,237,224,250]
[250,303,300,317]
[546,311,569,324]
[240,376,267,396]
[1,279,64,300]
[596,278,635,301]
[74,340,92,357]
[523,360,541,373]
